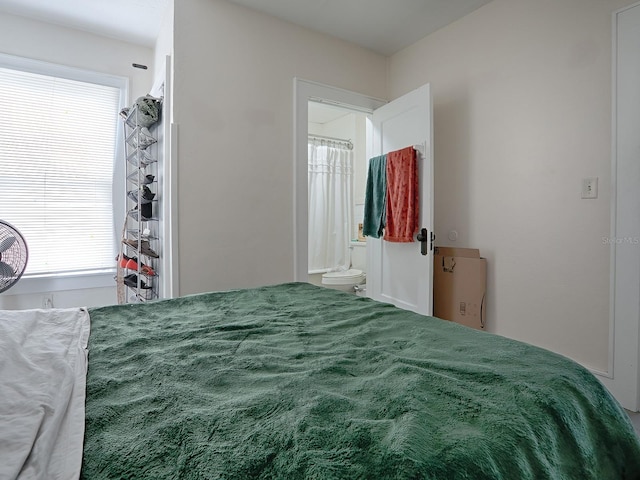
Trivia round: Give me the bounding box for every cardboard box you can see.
[433,247,487,330]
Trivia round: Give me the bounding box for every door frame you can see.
[293,78,386,282]
[596,3,640,412]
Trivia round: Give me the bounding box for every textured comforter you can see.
[82,282,640,479]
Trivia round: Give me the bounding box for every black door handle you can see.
[416,228,428,256]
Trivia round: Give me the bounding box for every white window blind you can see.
[0,65,121,276]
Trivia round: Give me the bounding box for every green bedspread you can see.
[82,282,640,479]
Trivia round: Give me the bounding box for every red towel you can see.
[384,146,419,242]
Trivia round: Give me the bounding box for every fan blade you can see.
[0,261,15,278]
[0,236,16,252]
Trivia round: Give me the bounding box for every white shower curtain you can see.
[308,141,354,274]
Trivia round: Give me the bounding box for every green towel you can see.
[362,154,386,238]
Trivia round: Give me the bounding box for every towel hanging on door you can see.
[384,146,419,242]
[362,154,387,238]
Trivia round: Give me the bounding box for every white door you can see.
[366,84,433,315]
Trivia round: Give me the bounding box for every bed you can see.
[1,282,639,479]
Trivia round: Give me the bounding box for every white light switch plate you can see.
[582,177,598,199]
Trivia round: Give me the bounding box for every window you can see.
[0,54,126,280]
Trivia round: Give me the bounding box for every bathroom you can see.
[307,100,368,294]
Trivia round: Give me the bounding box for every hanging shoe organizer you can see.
[117,95,162,304]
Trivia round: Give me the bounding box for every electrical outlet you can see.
[581,177,598,199]
[42,294,54,309]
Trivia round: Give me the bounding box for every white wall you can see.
[0,12,153,102]
[172,0,387,295]
[0,12,154,309]
[153,0,174,96]
[389,0,630,371]
[0,288,117,310]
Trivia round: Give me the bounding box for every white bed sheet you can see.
[0,308,90,480]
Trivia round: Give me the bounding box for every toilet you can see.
[321,241,366,293]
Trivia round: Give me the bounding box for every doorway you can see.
[294,79,434,315]
[293,78,386,283]
[307,101,368,287]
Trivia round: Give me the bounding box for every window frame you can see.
[0,53,128,294]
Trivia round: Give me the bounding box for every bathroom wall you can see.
[308,109,367,240]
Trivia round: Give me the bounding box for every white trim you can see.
[293,78,386,282]
[615,0,640,15]
[0,52,127,89]
[600,3,622,382]
[168,121,180,297]
[8,271,116,295]
[157,54,179,299]
[596,3,640,412]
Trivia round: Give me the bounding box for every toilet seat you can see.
[321,269,366,286]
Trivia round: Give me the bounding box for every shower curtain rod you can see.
[308,134,353,150]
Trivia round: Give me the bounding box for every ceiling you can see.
[0,0,492,55]
[0,0,170,47]
[226,0,492,56]
[309,101,353,125]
